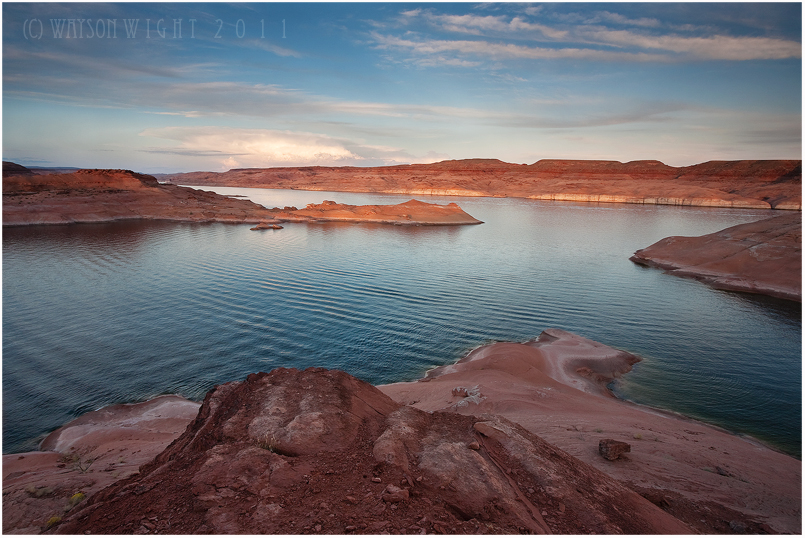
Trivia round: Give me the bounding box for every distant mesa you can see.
[2,166,277,226]
[2,161,34,177]
[163,158,802,210]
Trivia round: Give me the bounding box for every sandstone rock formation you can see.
[250,222,284,230]
[266,199,483,226]
[380,329,802,534]
[2,166,482,228]
[161,158,802,210]
[598,439,631,461]
[2,168,278,226]
[630,213,802,301]
[48,367,690,535]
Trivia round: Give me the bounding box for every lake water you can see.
[3,188,801,456]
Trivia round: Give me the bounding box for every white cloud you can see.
[138,126,444,169]
[141,127,359,169]
[586,11,661,28]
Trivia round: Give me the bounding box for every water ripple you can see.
[3,199,800,457]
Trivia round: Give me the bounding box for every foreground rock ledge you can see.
[3,330,799,534]
[380,329,801,534]
[46,367,688,535]
[630,213,802,301]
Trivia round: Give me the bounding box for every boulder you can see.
[599,439,632,461]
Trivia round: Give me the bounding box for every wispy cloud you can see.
[372,33,670,63]
[579,29,801,60]
[383,8,801,64]
[591,11,661,28]
[427,13,568,40]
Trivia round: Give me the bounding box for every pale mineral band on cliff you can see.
[630,212,802,301]
[160,158,802,210]
[3,330,799,534]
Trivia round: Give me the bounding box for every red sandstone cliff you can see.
[3,167,483,227]
[161,158,802,210]
[2,168,278,226]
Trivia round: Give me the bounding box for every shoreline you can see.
[379,329,801,533]
[384,331,797,456]
[3,330,800,533]
[160,158,803,211]
[207,183,798,210]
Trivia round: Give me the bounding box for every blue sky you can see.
[3,2,801,173]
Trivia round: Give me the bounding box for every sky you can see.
[2,2,802,173]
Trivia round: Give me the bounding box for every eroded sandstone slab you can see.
[265,199,483,226]
[630,212,802,301]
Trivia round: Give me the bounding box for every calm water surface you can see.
[3,189,801,456]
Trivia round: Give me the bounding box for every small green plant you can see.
[633,433,643,440]
[45,516,62,529]
[594,428,603,433]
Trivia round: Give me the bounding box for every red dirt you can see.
[161,158,802,210]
